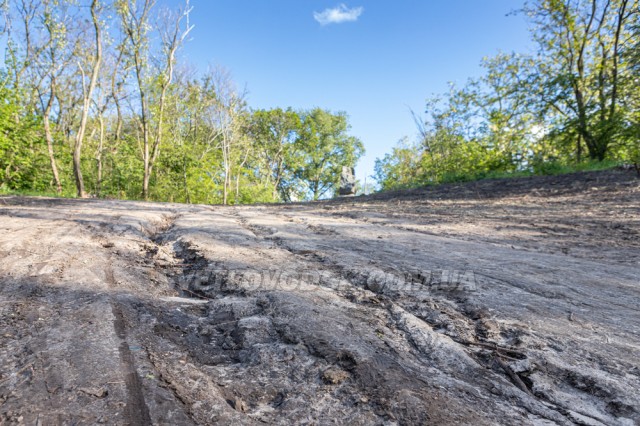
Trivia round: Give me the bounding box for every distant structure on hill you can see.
[339,166,356,196]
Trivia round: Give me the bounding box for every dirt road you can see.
[1,169,639,425]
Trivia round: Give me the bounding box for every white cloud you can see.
[313,4,364,26]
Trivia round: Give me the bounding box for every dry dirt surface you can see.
[1,169,639,425]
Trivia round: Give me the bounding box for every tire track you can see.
[106,260,152,426]
[111,302,152,426]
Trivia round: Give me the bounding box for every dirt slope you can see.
[1,169,639,425]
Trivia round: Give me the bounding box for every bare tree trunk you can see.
[73,0,102,198]
[235,148,250,199]
[43,84,62,194]
[140,88,151,199]
[146,4,193,200]
[111,44,125,144]
[120,0,155,200]
[208,68,244,205]
[96,114,104,196]
[183,157,191,204]
[576,134,582,163]
[222,136,230,205]
[273,155,285,200]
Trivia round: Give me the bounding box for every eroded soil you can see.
[1,169,639,425]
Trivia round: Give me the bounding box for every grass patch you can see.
[439,159,621,185]
[382,159,624,191]
[0,186,74,199]
[531,158,620,175]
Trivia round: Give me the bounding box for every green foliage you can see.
[374,138,424,190]
[523,0,637,161]
[0,77,52,193]
[295,108,365,200]
[375,0,638,191]
[243,108,302,201]
[531,158,619,175]
[1,61,364,204]
[0,1,368,205]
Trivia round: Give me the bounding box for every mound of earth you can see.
[1,169,638,425]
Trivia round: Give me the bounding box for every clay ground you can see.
[0,169,639,425]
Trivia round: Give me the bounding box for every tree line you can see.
[376,0,639,190]
[0,0,364,203]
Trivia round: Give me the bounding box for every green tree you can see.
[295,109,364,200]
[621,15,640,173]
[244,108,301,201]
[374,138,424,190]
[1,1,368,204]
[524,0,637,160]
